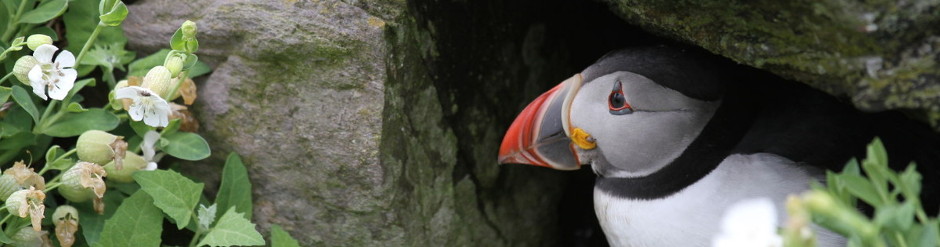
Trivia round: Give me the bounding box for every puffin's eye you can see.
[608,81,633,115]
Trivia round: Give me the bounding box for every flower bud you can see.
[12,56,38,85]
[53,205,79,247]
[9,227,45,247]
[164,53,185,78]
[181,20,197,40]
[25,34,53,51]
[141,66,173,97]
[104,152,147,183]
[76,130,127,169]
[6,187,46,232]
[58,162,107,204]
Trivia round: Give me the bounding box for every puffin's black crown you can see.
[581,46,728,101]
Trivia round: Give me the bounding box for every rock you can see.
[123,0,611,246]
[600,0,940,128]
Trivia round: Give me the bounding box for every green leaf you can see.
[198,204,217,231]
[18,0,67,24]
[79,190,124,244]
[27,25,58,40]
[271,225,300,247]
[44,145,62,162]
[64,78,96,103]
[217,153,252,219]
[128,119,153,137]
[197,207,265,247]
[189,60,212,78]
[841,174,883,207]
[867,138,888,167]
[898,163,922,199]
[93,191,162,247]
[66,102,88,112]
[160,132,210,160]
[11,86,38,124]
[160,118,181,136]
[98,1,126,26]
[42,108,119,137]
[128,49,170,77]
[916,221,938,247]
[133,170,204,229]
[170,28,185,51]
[64,0,127,57]
[0,230,12,244]
[0,86,11,103]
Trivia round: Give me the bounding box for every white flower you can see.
[712,198,783,247]
[114,86,171,127]
[28,44,77,100]
[141,131,164,171]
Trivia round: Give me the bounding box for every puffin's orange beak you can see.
[498,74,583,170]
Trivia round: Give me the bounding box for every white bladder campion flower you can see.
[28,44,77,100]
[114,86,171,127]
[141,130,163,171]
[712,198,783,247]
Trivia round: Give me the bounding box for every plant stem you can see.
[38,148,76,175]
[74,24,104,71]
[0,0,30,42]
[0,72,12,85]
[165,70,190,100]
[188,228,204,247]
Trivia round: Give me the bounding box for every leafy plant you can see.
[784,138,940,247]
[0,0,299,246]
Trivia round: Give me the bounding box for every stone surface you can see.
[602,0,940,127]
[123,0,616,246]
[125,0,394,245]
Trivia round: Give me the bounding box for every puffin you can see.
[498,46,940,246]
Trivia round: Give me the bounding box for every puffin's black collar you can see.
[594,91,756,200]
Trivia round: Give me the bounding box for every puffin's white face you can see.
[568,71,720,178]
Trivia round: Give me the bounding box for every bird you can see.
[498,46,940,246]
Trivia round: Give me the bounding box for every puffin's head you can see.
[498,47,728,177]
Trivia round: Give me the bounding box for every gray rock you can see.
[600,0,940,128]
[123,0,577,246]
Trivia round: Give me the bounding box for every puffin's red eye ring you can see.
[608,81,633,115]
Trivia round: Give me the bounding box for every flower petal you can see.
[144,162,158,171]
[128,101,145,121]
[47,69,77,100]
[55,50,76,68]
[33,44,57,63]
[113,86,140,100]
[27,66,48,99]
[142,131,160,161]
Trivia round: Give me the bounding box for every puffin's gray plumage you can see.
[499,46,940,246]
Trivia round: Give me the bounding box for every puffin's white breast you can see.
[593,153,844,247]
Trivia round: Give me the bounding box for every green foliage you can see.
[197,208,265,247]
[134,170,204,230]
[271,225,301,247]
[18,0,67,24]
[159,131,211,161]
[216,153,253,219]
[789,138,940,247]
[94,191,163,247]
[42,108,119,137]
[0,1,269,246]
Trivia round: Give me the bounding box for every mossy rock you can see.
[602,0,940,128]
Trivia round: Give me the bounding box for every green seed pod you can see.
[12,56,38,85]
[25,34,52,51]
[0,174,23,200]
[141,66,173,97]
[9,227,43,247]
[5,189,27,216]
[104,152,147,183]
[76,130,126,167]
[58,162,106,203]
